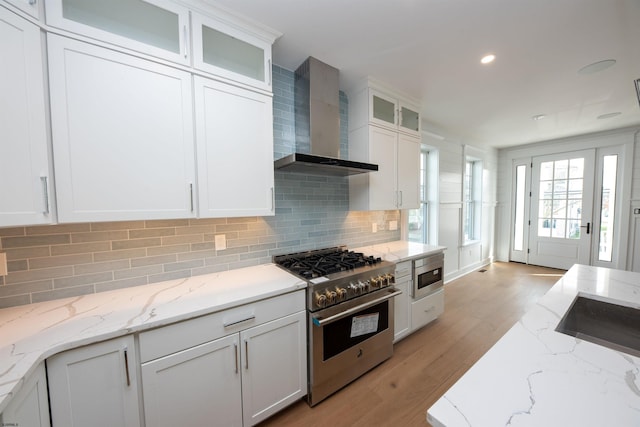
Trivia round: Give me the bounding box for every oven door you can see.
[413,253,444,299]
[308,287,401,406]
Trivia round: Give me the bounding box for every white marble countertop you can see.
[0,263,306,413]
[427,264,640,426]
[353,241,446,263]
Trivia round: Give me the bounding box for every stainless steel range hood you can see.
[274,57,378,176]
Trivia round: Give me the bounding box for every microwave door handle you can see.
[312,289,402,327]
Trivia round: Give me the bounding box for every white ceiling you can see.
[210,0,640,148]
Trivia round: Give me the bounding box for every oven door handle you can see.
[312,288,402,327]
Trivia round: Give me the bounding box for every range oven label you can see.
[350,313,379,337]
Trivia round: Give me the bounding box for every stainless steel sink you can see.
[555,295,640,358]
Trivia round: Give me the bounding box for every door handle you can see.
[580,222,591,234]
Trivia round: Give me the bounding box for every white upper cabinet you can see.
[4,0,40,19]
[368,88,421,136]
[192,10,278,90]
[48,34,197,223]
[348,80,421,211]
[45,0,190,65]
[0,6,53,226]
[194,76,274,217]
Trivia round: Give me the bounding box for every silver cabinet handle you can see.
[244,340,249,370]
[183,25,188,59]
[234,344,239,374]
[399,190,403,207]
[223,315,255,328]
[123,347,131,387]
[189,183,194,212]
[40,176,49,214]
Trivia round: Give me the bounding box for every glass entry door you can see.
[528,150,595,269]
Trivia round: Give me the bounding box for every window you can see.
[408,147,437,244]
[463,159,482,242]
[598,155,618,262]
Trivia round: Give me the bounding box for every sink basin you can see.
[556,295,640,358]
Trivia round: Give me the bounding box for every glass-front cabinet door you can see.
[45,0,190,65]
[399,103,420,134]
[370,89,398,129]
[192,12,274,90]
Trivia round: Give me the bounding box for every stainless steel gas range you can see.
[274,246,401,406]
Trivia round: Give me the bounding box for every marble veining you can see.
[0,263,306,413]
[428,264,640,427]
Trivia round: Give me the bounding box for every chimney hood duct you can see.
[274,57,378,176]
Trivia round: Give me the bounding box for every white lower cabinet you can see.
[139,292,306,427]
[47,335,142,427]
[141,334,243,427]
[240,311,307,426]
[0,363,50,427]
[411,289,445,331]
[393,260,412,342]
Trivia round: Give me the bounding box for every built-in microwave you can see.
[412,253,444,300]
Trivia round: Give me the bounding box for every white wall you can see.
[496,127,640,270]
[424,134,498,282]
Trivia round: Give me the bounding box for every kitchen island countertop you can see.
[427,264,640,426]
[353,240,445,263]
[0,263,306,413]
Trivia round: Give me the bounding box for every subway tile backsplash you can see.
[0,66,399,308]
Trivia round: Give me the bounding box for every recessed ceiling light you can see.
[578,59,616,75]
[597,112,621,119]
[532,114,546,121]
[481,54,496,64]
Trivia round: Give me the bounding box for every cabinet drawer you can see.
[411,289,444,331]
[394,260,412,279]
[139,290,305,362]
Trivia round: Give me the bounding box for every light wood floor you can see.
[258,262,565,427]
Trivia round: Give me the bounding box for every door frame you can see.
[502,130,635,270]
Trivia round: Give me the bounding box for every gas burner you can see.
[273,247,382,279]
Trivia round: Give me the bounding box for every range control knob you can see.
[360,280,370,293]
[385,273,395,285]
[335,287,347,301]
[315,292,327,308]
[370,277,380,289]
[325,289,337,304]
[349,282,361,296]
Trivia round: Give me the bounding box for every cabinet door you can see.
[0,7,52,226]
[411,289,444,331]
[0,363,50,427]
[194,76,274,218]
[397,133,421,209]
[47,336,141,427]
[393,261,412,342]
[368,126,398,210]
[240,311,307,426]
[399,102,421,135]
[369,89,398,130]
[4,0,39,19]
[48,34,196,223]
[192,12,273,90]
[141,334,243,427]
[45,0,189,65]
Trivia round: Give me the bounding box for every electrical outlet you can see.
[389,220,398,231]
[372,223,377,233]
[0,252,7,276]
[215,234,226,251]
